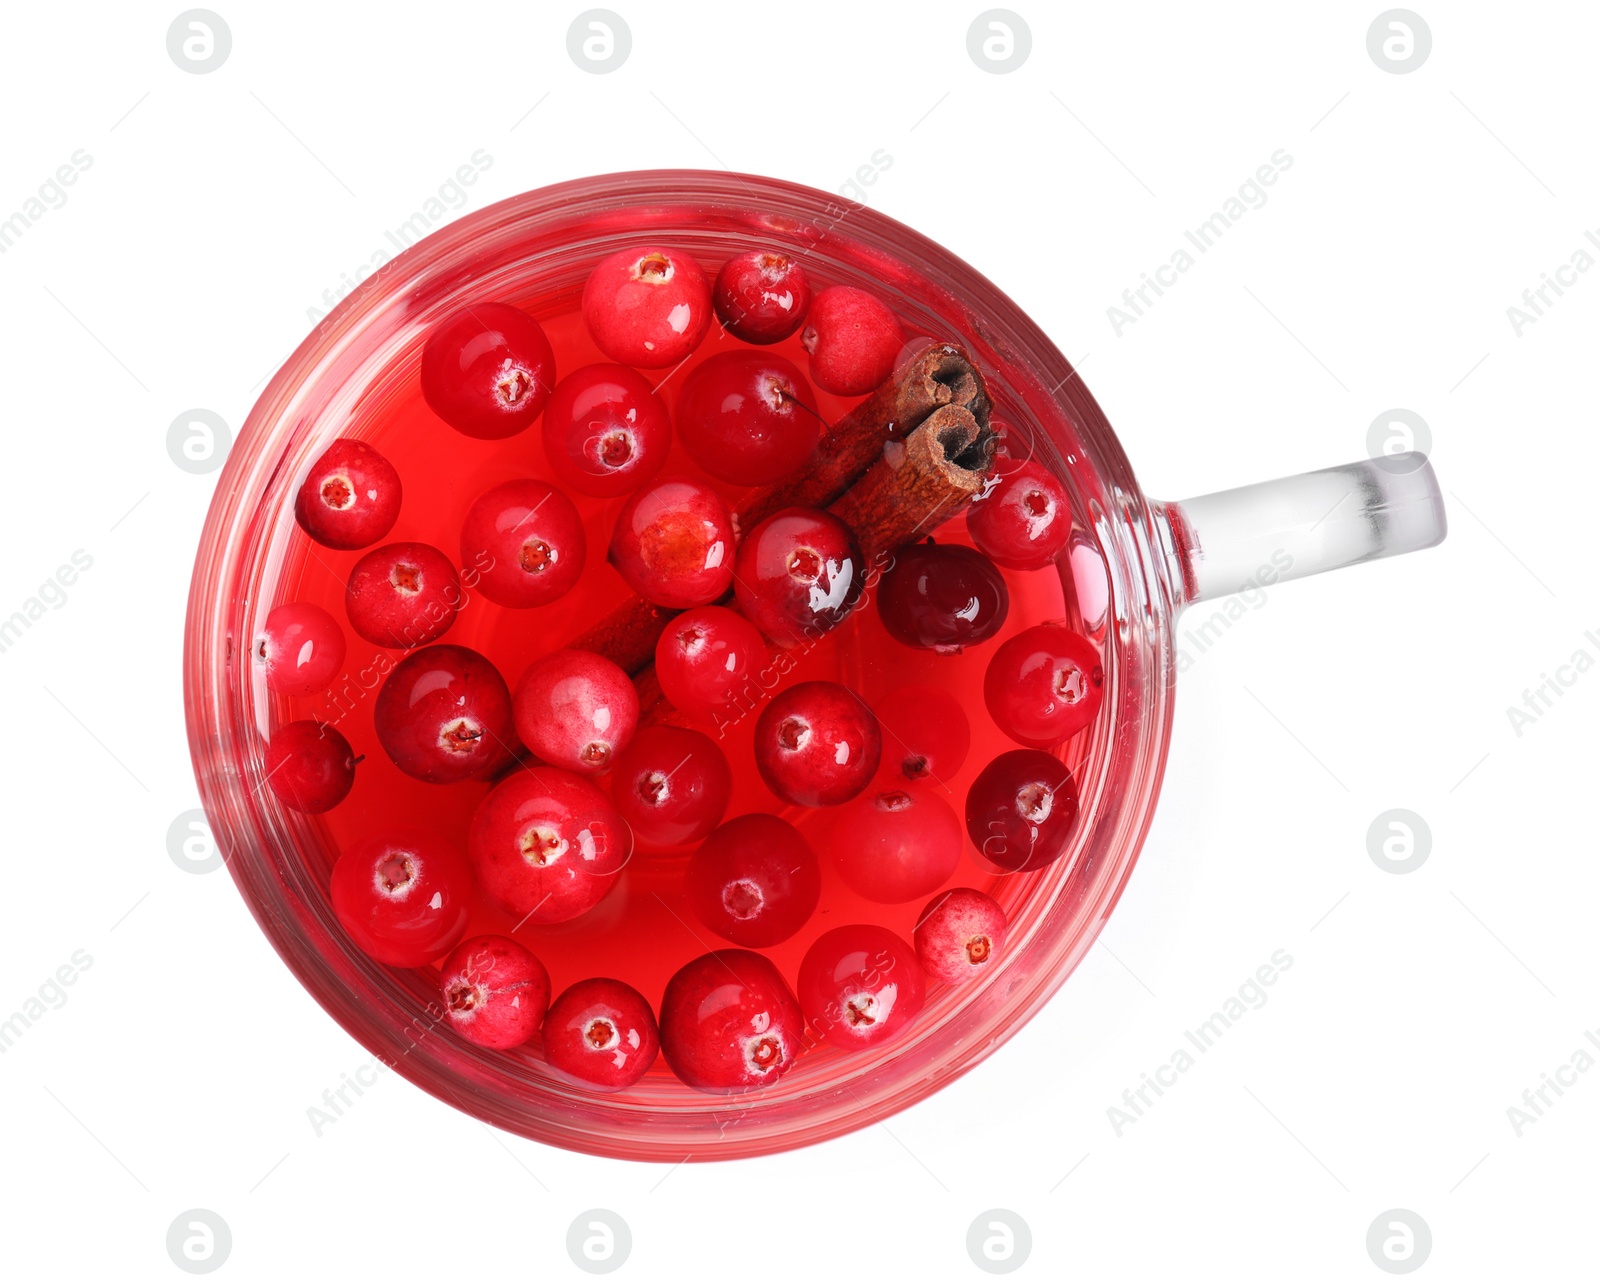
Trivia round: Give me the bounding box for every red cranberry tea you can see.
[258,239,1101,1095]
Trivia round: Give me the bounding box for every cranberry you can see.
[877,541,1009,652]
[459,479,586,610]
[871,685,971,785]
[344,542,462,649]
[328,829,472,967]
[512,649,639,775]
[966,749,1079,873]
[264,719,357,813]
[659,949,806,1093]
[754,681,880,807]
[373,645,515,784]
[798,925,926,1049]
[582,246,712,368]
[676,351,821,486]
[610,726,732,847]
[543,977,661,1091]
[420,302,556,439]
[800,285,903,396]
[255,602,345,697]
[712,250,812,344]
[829,784,961,903]
[542,363,672,498]
[967,459,1072,570]
[684,814,821,946]
[733,507,863,647]
[654,605,767,725]
[293,438,402,550]
[608,478,735,609]
[984,624,1104,748]
[469,768,631,924]
[914,888,1007,985]
[439,935,550,1050]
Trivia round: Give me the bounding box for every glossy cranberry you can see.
[439,935,550,1050]
[420,302,556,439]
[659,949,806,1093]
[255,602,345,697]
[264,720,357,813]
[967,459,1072,570]
[374,645,515,784]
[684,814,821,946]
[877,541,1009,652]
[676,351,821,486]
[608,478,734,609]
[468,768,631,924]
[512,649,639,775]
[543,978,660,1091]
[611,726,732,847]
[798,925,926,1049]
[582,246,712,368]
[871,685,971,785]
[344,542,461,649]
[754,681,880,807]
[914,888,1008,985]
[459,479,586,609]
[966,749,1079,873]
[329,829,472,967]
[984,624,1104,748]
[293,438,402,550]
[800,285,903,395]
[829,784,962,903]
[542,363,672,497]
[734,507,863,647]
[712,250,812,344]
[654,605,767,726]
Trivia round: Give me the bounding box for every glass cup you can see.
[184,171,1445,1160]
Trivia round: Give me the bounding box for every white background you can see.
[1,1,1594,1279]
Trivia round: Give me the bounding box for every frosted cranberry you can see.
[255,602,345,697]
[872,685,971,785]
[420,302,556,439]
[608,478,734,609]
[659,949,806,1093]
[459,479,585,609]
[329,829,472,967]
[734,507,863,647]
[800,285,904,395]
[684,814,821,946]
[439,935,550,1050]
[543,977,660,1091]
[676,351,821,486]
[654,605,767,725]
[798,925,926,1049]
[968,459,1071,570]
[754,681,880,807]
[264,719,357,813]
[966,749,1079,873]
[582,246,712,368]
[712,250,812,344]
[914,888,1008,985]
[345,542,462,649]
[374,645,514,784]
[294,438,402,550]
[829,784,961,903]
[611,726,731,847]
[984,624,1104,748]
[541,363,671,497]
[469,768,631,924]
[513,649,639,775]
[877,541,1009,652]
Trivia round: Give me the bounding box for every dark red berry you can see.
[659,949,805,1093]
[829,784,962,903]
[684,814,821,946]
[800,285,903,395]
[967,459,1071,570]
[512,649,639,775]
[798,925,926,1049]
[420,302,556,439]
[264,719,357,813]
[984,624,1103,748]
[712,250,812,344]
[542,363,672,498]
[542,977,660,1091]
[610,725,732,847]
[965,749,1079,873]
[877,541,1009,652]
[676,351,820,486]
[440,935,550,1049]
[373,645,515,784]
[582,246,712,368]
[255,602,345,697]
[608,478,735,609]
[459,479,586,610]
[734,507,862,647]
[753,681,880,807]
[344,542,462,649]
[329,829,473,967]
[293,438,402,550]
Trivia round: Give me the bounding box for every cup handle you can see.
[1152,452,1447,607]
